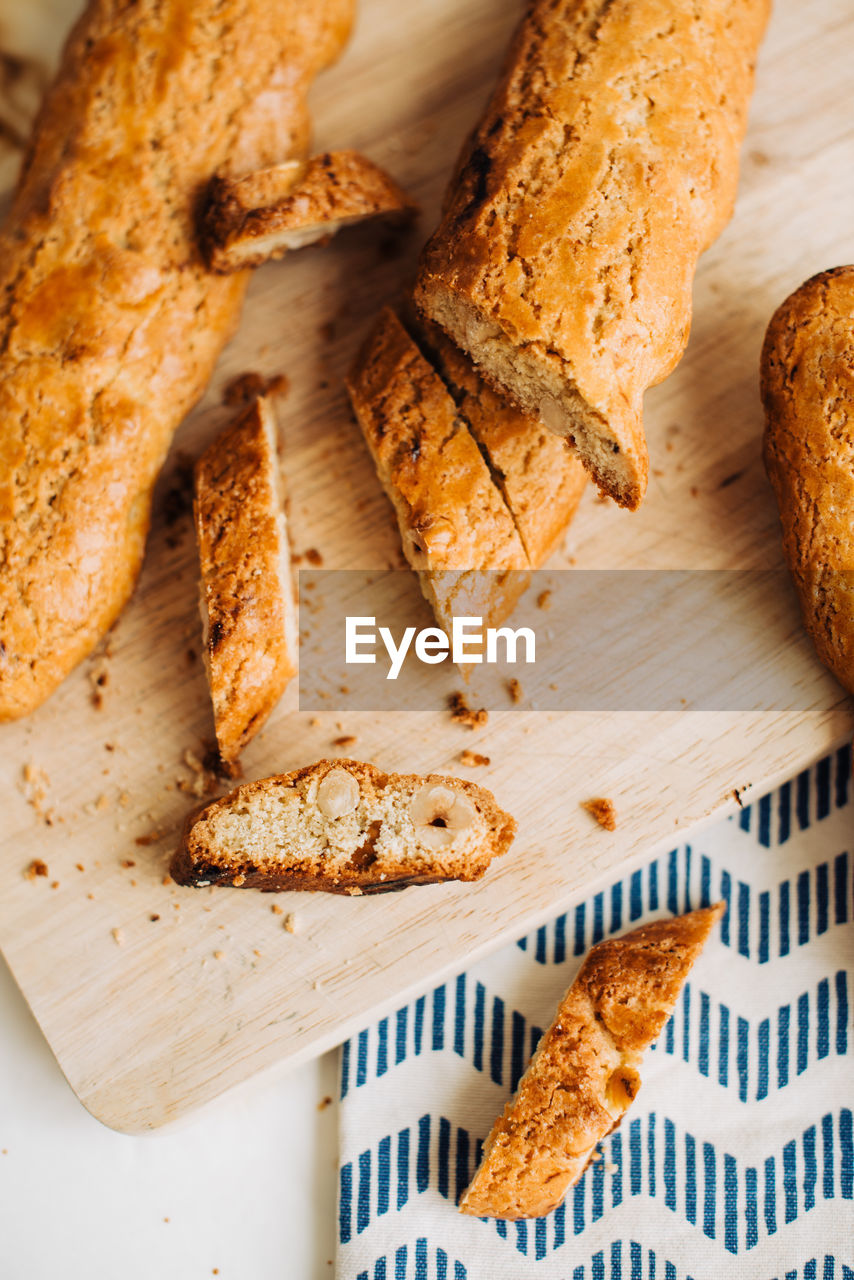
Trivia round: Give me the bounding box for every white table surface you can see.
[0,954,341,1280]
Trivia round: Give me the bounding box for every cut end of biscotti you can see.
[170,759,516,894]
[415,286,648,511]
[459,903,724,1219]
[193,396,297,769]
[203,151,417,273]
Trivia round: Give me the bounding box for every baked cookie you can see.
[202,150,416,272]
[171,758,516,893]
[460,903,725,1218]
[194,397,297,770]
[762,266,854,695]
[415,0,769,509]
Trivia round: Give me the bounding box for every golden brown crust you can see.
[193,397,296,769]
[0,0,354,721]
[414,0,769,510]
[202,150,417,272]
[414,316,588,565]
[761,266,854,696]
[346,307,531,631]
[460,903,725,1218]
[170,758,517,893]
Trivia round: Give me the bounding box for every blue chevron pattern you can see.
[340,1109,853,1256]
[337,748,854,1278]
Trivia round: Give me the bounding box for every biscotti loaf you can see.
[203,150,416,272]
[0,0,353,721]
[171,759,517,894]
[347,306,532,635]
[761,266,854,695]
[460,903,725,1218]
[194,397,297,771]
[415,0,770,509]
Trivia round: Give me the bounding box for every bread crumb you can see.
[271,904,284,915]
[213,950,225,961]
[333,735,357,748]
[448,691,488,729]
[283,913,297,934]
[162,873,172,886]
[150,914,160,922]
[460,749,490,767]
[121,859,136,869]
[305,548,324,566]
[536,590,553,610]
[506,678,522,704]
[223,370,288,405]
[25,859,48,880]
[581,797,617,831]
[111,928,124,946]
[50,880,60,890]
[604,1159,617,1174]
[76,863,85,872]
[135,828,172,846]
[317,1095,333,1112]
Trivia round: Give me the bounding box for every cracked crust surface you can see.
[170,758,517,894]
[762,266,854,696]
[0,0,353,721]
[202,149,417,272]
[414,0,769,510]
[194,396,296,770]
[460,903,725,1219]
[347,306,532,634]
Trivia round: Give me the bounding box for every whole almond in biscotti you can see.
[0,0,354,721]
[170,759,517,894]
[762,266,854,696]
[460,903,725,1219]
[414,0,770,510]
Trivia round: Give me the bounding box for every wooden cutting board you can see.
[1,0,852,1133]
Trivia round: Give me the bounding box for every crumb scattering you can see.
[449,691,488,729]
[581,797,617,831]
[536,589,553,610]
[333,734,357,748]
[111,927,125,946]
[25,859,48,880]
[506,678,523,704]
[460,749,490,767]
[283,913,297,934]
[271,904,284,915]
[317,1095,333,1112]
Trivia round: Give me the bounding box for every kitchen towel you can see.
[336,745,854,1279]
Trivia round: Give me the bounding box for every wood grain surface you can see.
[0,0,852,1132]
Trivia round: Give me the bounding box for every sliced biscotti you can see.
[194,396,297,771]
[762,267,854,695]
[460,903,725,1219]
[414,0,770,509]
[170,759,516,893]
[202,150,416,272]
[347,306,531,634]
[415,317,588,567]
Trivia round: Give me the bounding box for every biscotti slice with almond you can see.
[170,759,516,894]
[761,266,854,696]
[347,306,531,635]
[202,150,416,272]
[414,0,769,509]
[460,902,725,1218]
[194,396,297,772]
[414,316,587,567]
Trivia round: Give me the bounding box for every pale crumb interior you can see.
[198,770,492,875]
[426,288,631,498]
[261,405,298,675]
